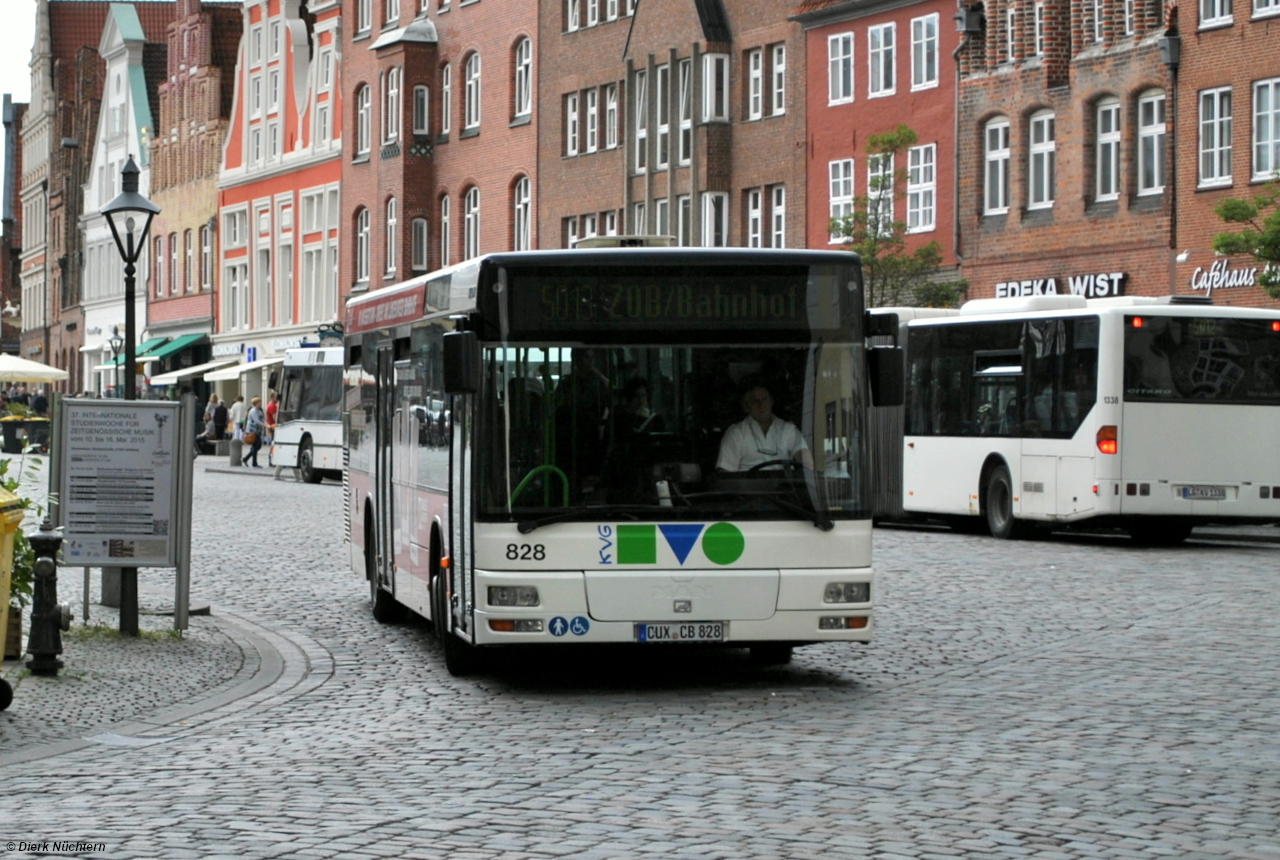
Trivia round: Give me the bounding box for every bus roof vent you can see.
[960,295,1087,315]
[1158,294,1215,305]
[573,235,676,248]
[1086,296,1160,307]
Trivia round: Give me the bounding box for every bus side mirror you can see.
[865,311,900,343]
[443,330,480,394]
[868,346,904,407]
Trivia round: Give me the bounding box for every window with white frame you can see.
[316,105,330,145]
[747,189,762,247]
[464,187,480,259]
[625,0,635,15]
[321,51,333,93]
[985,118,1011,214]
[1028,110,1056,208]
[656,64,670,168]
[515,38,532,118]
[701,193,728,247]
[277,243,293,325]
[1035,2,1046,55]
[385,197,398,276]
[200,225,212,290]
[605,84,618,148]
[441,65,452,134]
[632,201,646,233]
[582,213,597,239]
[357,0,372,33]
[252,26,263,66]
[1123,0,1136,34]
[588,0,599,26]
[829,159,854,242]
[1096,99,1121,200]
[867,155,894,236]
[440,196,451,266]
[269,70,281,111]
[566,216,578,247]
[607,0,618,20]
[184,229,193,292]
[412,218,428,270]
[1199,87,1233,185]
[464,54,481,129]
[703,54,729,121]
[829,33,854,104]
[748,49,763,120]
[1201,0,1233,25]
[251,75,263,116]
[678,59,692,164]
[155,236,165,296]
[301,247,322,322]
[911,14,938,89]
[1254,77,1280,179]
[586,88,598,152]
[604,210,618,236]
[356,85,371,155]
[387,0,400,25]
[655,198,669,236]
[677,195,691,246]
[225,210,247,247]
[870,24,895,96]
[565,92,579,155]
[384,67,402,142]
[771,185,785,247]
[355,208,370,282]
[907,143,935,232]
[250,127,263,163]
[1256,0,1280,15]
[270,21,281,59]
[771,44,786,114]
[634,70,648,170]
[1138,90,1166,194]
[513,177,531,251]
[413,86,429,135]
[303,191,323,232]
[567,0,579,31]
[1007,6,1017,59]
[1093,0,1105,40]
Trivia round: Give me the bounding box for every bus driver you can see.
[716,383,813,472]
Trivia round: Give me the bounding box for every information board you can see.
[58,399,181,567]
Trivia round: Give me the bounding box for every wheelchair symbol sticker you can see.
[569,616,590,636]
[549,617,569,637]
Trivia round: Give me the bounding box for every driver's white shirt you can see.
[717,415,808,472]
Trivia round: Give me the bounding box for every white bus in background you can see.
[270,347,344,483]
[877,294,1280,544]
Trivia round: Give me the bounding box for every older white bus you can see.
[270,347,344,483]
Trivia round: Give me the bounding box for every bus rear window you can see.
[1124,316,1280,405]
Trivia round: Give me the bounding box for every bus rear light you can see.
[820,616,869,630]
[1273,321,1280,332]
[488,619,544,633]
[1132,316,1144,328]
[488,586,540,607]
[1097,425,1118,454]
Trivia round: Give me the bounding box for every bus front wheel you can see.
[984,465,1025,540]
[299,439,322,484]
[367,530,406,624]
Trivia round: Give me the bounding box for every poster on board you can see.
[58,399,181,567]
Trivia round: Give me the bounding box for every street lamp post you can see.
[100,155,160,637]
[108,326,123,398]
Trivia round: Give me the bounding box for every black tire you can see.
[367,528,406,624]
[1127,518,1194,546]
[984,464,1024,540]
[430,570,447,640]
[749,644,793,666]
[442,625,483,677]
[299,439,322,484]
[0,678,12,712]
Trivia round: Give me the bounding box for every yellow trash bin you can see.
[0,486,25,710]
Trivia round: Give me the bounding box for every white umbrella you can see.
[0,353,71,383]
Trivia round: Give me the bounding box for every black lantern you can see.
[108,325,124,398]
[100,155,160,403]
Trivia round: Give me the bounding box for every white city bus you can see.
[882,294,1280,543]
[344,248,903,675]
[270,347,344,483]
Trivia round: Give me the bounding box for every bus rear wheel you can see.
[1127,518,1194,546]
[298,439,322,484]
[984,465,1026,540]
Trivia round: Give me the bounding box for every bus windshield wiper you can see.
[517,505,660,534]
[729,495,835,531]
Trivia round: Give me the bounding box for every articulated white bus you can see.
[270,347,344,483]
[874,294,1280,543]
[343,248,903,675]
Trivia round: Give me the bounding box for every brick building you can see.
[539,0,808,249]
[215,0,344,401]
[1170,0,1280,307]
[955,0,1177,302]
[145,0,242,394]
[795,0,961,287]
[2,96,27,356]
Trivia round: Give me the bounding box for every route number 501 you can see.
[506,544,546,560]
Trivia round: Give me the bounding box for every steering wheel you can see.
[747,459,796,473]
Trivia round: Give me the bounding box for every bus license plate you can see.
[635,622,725,643]
[1180,485,1227,500]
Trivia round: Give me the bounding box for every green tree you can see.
[1211,177,1280,298]
[830,124,967,308]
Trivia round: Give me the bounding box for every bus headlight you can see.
[823,582,870,603]
[488,586,540,607]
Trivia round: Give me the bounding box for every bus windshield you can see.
[477,343,868,524]
[278,364,344,423]
[1124,316,1280,405]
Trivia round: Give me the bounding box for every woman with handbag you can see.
[241,396,267,468]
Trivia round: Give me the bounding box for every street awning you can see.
[147,358,239,387]
[102,336,168,366]
[202,355,285,382]
[142,333,205,361]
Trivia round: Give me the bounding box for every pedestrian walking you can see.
[241,396,267,468]
[229,394,246,441]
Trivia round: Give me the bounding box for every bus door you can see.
[448,392,474,642]
[374,345,397,600]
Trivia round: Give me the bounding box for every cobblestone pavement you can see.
[2,467,1278,859]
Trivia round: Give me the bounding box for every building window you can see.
[1029,110,1056,208]
[1123,0,1136,34]
[829,158,854,242]
[514,38,533,118]
[412,218,429,271]
[771,44,786,114]
[386,197,398,276]
[581,214,597,239]
[269,70,281,111]
[565,92,579,155]
[270,21,282,59]
[747,189,762,247]
[356,85,371,155]
[771,185,785,248]
[251,26,264,66]
[200,225,212,290]
[464,187,480,260]
[867,155,894,236]
[464,54,481,130]
[907,143,935,232]
[655,198,669,237]
[605,84,618,149]
[513,177,531,251]
[387,0,400,25]
[1254,78,1280,179]
[566,0,579,32]
[677,195,691,246]
[1007,6,1018,59]
[604,210,618,236]
[607,0,618,20]
[586,88,598,152]
[413,86,429,135]
[441,64,452,135]
[656,64,670,169]
[440,195,451,266]
[869,24,895,97]
[170,232,179,294]
[384,67,402,142]
[634,71,648,171]
[911,14,938,89]
[985,117,1011,215]
[1138,90,1166,195]
[632,201,646,233]
[588,0,599,26]
[829,33,854,104]
[251,75,263,116]
[1035,2,1046,55]
[703,54,729,121]
[155,236,165,297]
[277,243,293,325]
[748,49,763,120]
[184,229,193,292]
[358,0,372,33]
[355,208,370,283]
[1201,0,1233,26]
[316,105,330,146]
[1256,0,1280,16]
[701,192,728,247]
[1093,0,1105,41]
[566,216,578,248]
[1199,87,1233,186]
[678,59,692,164]
[1096,99,1122,201]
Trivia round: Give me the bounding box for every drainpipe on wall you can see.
[1159,33,1180,296]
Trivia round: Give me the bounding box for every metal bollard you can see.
[26,518,70,677]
